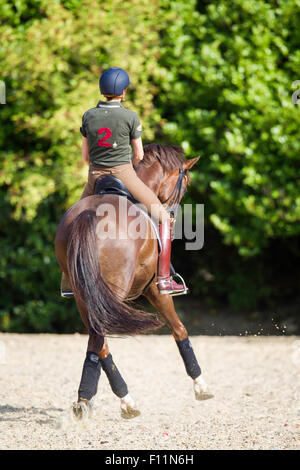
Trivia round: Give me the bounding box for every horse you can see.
[55,143,213,420]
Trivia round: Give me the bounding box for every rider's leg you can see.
[157,218,187,295]
[80,165,111,199]
[111,163,186,295]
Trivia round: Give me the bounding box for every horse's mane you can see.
[142,143,185,173]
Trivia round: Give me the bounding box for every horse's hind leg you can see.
[71,299,102,421]
[73,331,140,420]
[76,334,140,419]
[98,339,140,419]
[72,298,140,420]
[145,282,214,401]
[72,331,103,421]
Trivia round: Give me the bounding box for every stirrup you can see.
[170,272,189,297]
[156,273,189,296]
[61,290,74,298]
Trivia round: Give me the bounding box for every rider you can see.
[61,67,187,297]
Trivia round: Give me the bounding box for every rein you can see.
[154,154,186,219]
[161,165,185,212]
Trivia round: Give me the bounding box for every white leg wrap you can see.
[193,375,214,401]
[194,375,208,390]
[120,393,141,419]
[120,393,135,409]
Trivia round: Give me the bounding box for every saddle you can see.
[94,175,161,251]
[94,175,139,205]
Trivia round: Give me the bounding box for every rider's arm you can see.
[82,136,89,165]
[131,137,144,165]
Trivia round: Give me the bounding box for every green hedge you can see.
[156,0,300,255]
[0,0,299,332]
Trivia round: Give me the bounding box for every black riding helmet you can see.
[99,67,131,96]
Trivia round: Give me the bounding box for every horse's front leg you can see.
[145,283,214,401]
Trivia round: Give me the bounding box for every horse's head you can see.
[138,143,199,218]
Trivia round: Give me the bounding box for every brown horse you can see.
[55,144,213,420]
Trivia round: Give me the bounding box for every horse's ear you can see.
[183,156,200,170]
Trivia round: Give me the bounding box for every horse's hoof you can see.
[194,389,214,401]
[120,394,141,419]
[193,376,214,401]
[121,407,141,419]
[71,399,93,422]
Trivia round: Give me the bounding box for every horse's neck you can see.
[135,163,162,196]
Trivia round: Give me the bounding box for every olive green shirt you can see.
[80,100,143,167]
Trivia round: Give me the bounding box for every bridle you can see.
[154,154,187,221]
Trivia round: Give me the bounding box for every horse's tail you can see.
[67,209,162,336]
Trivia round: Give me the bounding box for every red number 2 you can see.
[97,127,112,147]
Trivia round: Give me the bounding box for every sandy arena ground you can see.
[0,333,299,450]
